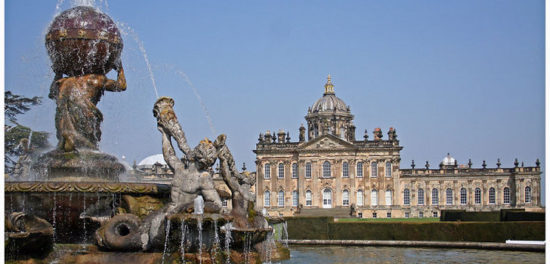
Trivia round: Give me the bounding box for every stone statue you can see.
[153,96,222,213]
[49,71,126,152]
[214,134,258,228]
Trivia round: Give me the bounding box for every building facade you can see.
[254,76,542,218]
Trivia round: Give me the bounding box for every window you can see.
[323,161,331,178]
[358,212,363,218]
[385,190,392,206]
[342,190,350,206]
[489,187,495,204]
[433,211,438,218]
[525,187,532,203]
[405,212,410,218]
[371,162,378,178]
[373,212,377,218]
[342,162,349,178]
[357,162,363,178]
[222,199,228,208]
[503,187,510,204]
[371,190,378,206]
[460,188,467,205]
[264,164,270,179]
[387,212,391,218]
[306,190,312,206]
[264,191,270,207]
[446,188,453,205]
[278,163,284,179]
[475,188,481,205]
[306,163,312,178]
[357,190,364,206]
[432,189,439,205]
[418,189,424,205]
[292,191,298,206]
[385,162,392,177]
[278,190,284,207]
[292,163,298,178]
[404,189,410,205]
[419,212,424,218]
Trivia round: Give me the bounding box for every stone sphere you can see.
[45,6,123,77]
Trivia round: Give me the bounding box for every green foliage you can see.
[285,216,545,242]
[4,91,49,174]
[4,91,41,123]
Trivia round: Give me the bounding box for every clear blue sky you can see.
[5,0,544,195]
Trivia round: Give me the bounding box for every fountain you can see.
[5,4,289,263]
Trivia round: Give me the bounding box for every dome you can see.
[442,153,456,166]
[310,75,349,113]
[138,154,166,167]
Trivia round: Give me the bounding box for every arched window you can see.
[357,190,364,206]
[278,163,284,179]
[306,190,312,206]
[342,190,350,206]
[446,188,453,205]
[503,187,510,204]
[489,187,496,204]
[264,191,270,207]
[264,164,270,179]
[357,162,363,178]
[385,162,392,177]
[292,190,298,206]
[292,163,298,178]
[371,190,378,206]
[342,162,349,178]
[305,163,312,178]
[385,190,392,206]
[460,188,467,205]
[278,190,284,207]
[418,189,424,205]
[323,161,331,178]
[525,187,532,203]
[404,189,410,205]
[432,189,439,205]
[475,188,481,204]
[371,162,378,178]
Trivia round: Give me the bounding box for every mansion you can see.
[254,76,542,218]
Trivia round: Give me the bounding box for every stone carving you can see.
[214,134,259,228]
[153,96,222,213]
[12,138,33,180]
[5,212,54,258]
[5,182,159,193]
[49,72,126,152]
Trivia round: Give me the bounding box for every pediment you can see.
[299,134,356,151]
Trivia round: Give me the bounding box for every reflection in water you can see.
[281,246,544,264]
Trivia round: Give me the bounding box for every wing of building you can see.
[254,75,542,218]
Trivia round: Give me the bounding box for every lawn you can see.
[336,217,440,223]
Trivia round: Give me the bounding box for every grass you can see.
[336,217,440,223]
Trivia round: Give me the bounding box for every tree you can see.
[4,91,49,174]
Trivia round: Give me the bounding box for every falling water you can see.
[111,193,116,216]
[264,231,274,264]
[161,219,171,264]
[224,223,232,264]
[67,192,73,223]
[52,192,57,243]
[211,219,220,263]
[82,196,87,243]
[283,221,289,247]
[243,232,251,264]
[10,194,14,213]
[174,69,217,136]
[117,22,159,98]
[180,221,188,263]
[197,217,203,264]
[194,195,204,215]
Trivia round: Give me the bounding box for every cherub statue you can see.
[214,134,258,228]
[153,96,222,213]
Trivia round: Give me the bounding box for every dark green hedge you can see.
[440,209,544,222]
[285,217,545,242]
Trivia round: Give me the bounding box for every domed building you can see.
[254,76,542,218]
[134,154,173,182]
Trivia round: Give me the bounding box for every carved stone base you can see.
[33,149,125,182]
